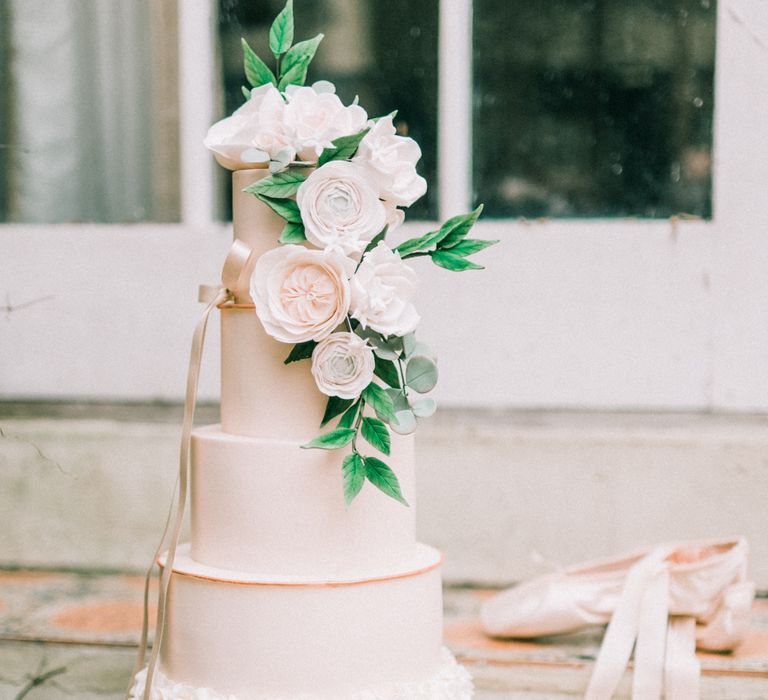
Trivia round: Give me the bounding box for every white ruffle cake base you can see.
[130,648,473,700]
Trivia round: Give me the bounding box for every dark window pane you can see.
[217,0,438,219]
[473,0,716,219]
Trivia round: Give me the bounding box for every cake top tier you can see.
[203,1,496,508]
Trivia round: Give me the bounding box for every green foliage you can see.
[321,396,354,428]
[241,38,277,87]
[394,229,444,257]
[243,171,306,198]
[438,205,484,249]
[279,221,307,244]
[373,354,400,388]
[317,128,370,167]
[241,85,251,100]
[282,34,324,77]
[283,341,317,364]
[360,225,388,258]
[342,452,365,505]
[390,409,417,435]
[361,417,391,455]
[269,0,294,58]
[362,382,395,421]
[364,457,408,506]
[337,401,360,429]
[405,355,439,393]
[431,251,484,271]
[411,397,437,418]
[301,428,356,450]
[257,195,303,223]
[448,239,499,257]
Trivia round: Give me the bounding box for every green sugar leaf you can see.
[437,204,484,249]
[241,85,251,100]
[279,221,307,244]
[431,250,484,271]
[257,194,303,223]
[411,397,437,418]
[321,396,354,428]
[362,382,396,421]
[317,127,371,167]
[301,428,356,450]
[337,401,360,429]
[244,171,306,199]
[405,355,439,394]
[448,238,499,257]
[390,409,417,435]
[395,228,444,257]
[360,226,388,260]
[284,341,317,364]
[361,417,391,456]
[282,34,324,77]
[342,452,365,506]
[364,456,409,506]
[241,38,277,87]
[278,57,310,91]
[373,354,401,388]
[269,0,294,57]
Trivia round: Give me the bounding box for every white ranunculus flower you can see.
[250,245,355,344]
[350,242,420,337]
[353,115,427,207]
[311,332,375,399]
[284,84,368,162]
[297,161,387,256]
[204,84,294,170]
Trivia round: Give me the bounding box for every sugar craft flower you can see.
[250,245,354,343]
[350,242,420,338]
[311,332,375,399]
[296,161,387,255]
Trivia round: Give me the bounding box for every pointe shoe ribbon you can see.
[127,240,254,700]
[481,538,753,700]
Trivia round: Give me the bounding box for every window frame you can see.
[3,0,768,412]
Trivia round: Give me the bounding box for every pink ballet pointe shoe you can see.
[481,537,754,700]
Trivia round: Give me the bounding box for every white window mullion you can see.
[438,0,473,220]
[178,0,216,226]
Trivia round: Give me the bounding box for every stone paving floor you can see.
[0,569,766,698]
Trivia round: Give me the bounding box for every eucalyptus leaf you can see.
[390,409,417,435]
[317,128,370,167]
[279,221,307,244]
[342,452,365,505]
[372,345,400,361]
[282,34,324,76]
[361,417,391,456]
[411,397,437,418]
[448,238,499,257]
[241,148,270,164]
[373,355,400,388]
[269,0,294,57]
[364,456,409,506]
[321,396,353,428]
[257,194,303,223]
[402,333,417,358]
[241,38,277,87]
[431,250,484,271]
[362,382,395,421]
[411,342,436,362]
[405,355,439,393]
[337,401,360,429]
[436,204,484,249]
[301,428,355,450]
[385,388,410,414]
[283,340,317,364]
[243,170,306,198]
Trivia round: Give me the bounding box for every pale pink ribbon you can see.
[585,547,701,700]
[125,239,253,700]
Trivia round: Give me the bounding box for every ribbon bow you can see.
[126,240,253,700]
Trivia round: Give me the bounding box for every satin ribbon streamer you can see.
[126,240,252,700]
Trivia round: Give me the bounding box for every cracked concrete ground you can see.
[0,570,767,698]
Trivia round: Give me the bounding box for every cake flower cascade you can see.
[206,1,497,507]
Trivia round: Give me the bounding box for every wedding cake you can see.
[130,4,495,698]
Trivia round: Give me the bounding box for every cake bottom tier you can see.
[137,543,472,700]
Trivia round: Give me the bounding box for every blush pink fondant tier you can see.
[190,425,417,576]
[157,545,446,699]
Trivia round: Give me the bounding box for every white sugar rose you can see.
[350,242,420,337]
[204,84,294,170]
[284,84,368,162]
[311,332,375,399]
[297,161,387,256]
[250,245,355,344]
[353,115,427,207]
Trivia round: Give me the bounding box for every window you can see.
[0,0,180,223]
